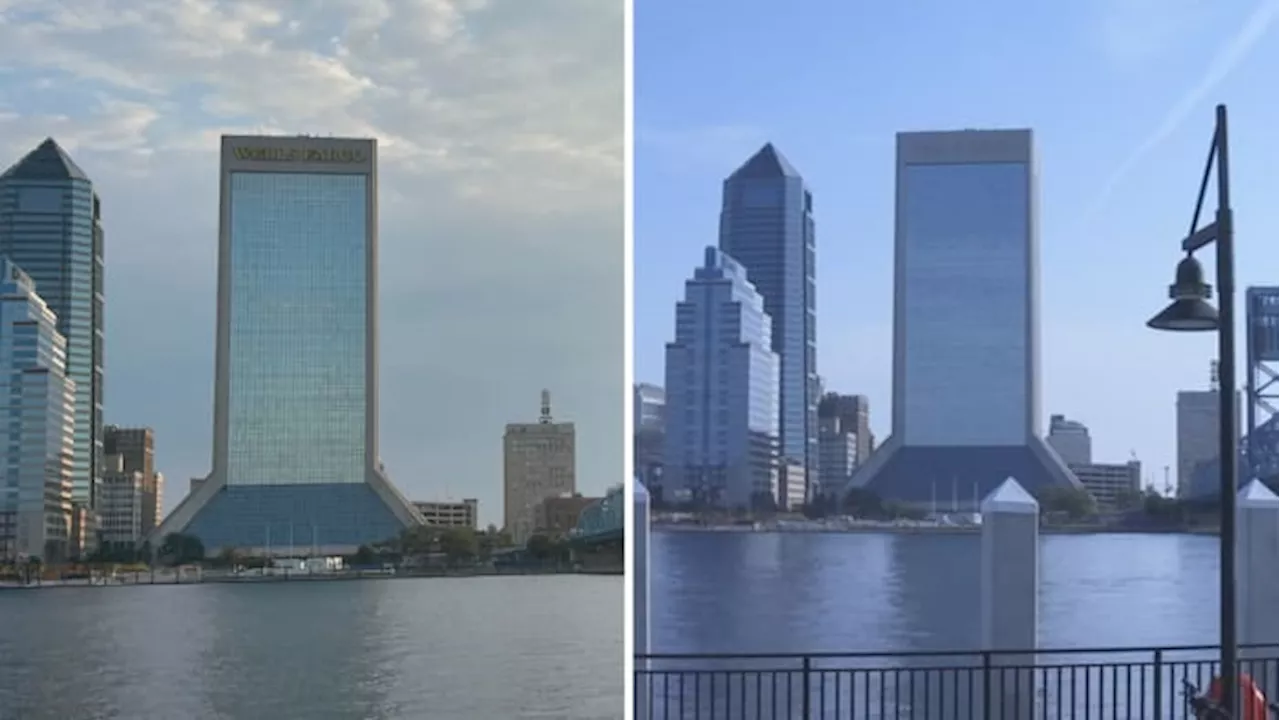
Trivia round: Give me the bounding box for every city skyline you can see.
[0,1,625,528]
[634,0,1279,489]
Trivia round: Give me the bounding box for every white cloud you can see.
[1080,0,1278,225]
[1095,0,1213,65]
[0,0,625,525]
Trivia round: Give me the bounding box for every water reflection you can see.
[649,530,1224,718]
[654,530,1222,654]
[0,575,622,720]
[885,533,981,652]
[198,582,397,718]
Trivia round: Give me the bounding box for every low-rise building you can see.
[779,460,806,512]
[412,499,478,530]
[1071,461,1141,510]
[99,453,146,552]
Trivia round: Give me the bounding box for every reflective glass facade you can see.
[149,137,421,555]
[664,247,780,509]
[225,172,367,486]
[184,484,403,551]
[848,130,1079,506]
[0,150,103,510]
[900,162,1029,446]
[719,145,818,495]
[0,259,76,561]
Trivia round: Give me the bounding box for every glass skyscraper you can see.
[663,247,780,510]
[0,139,104,512]
[844,129,1078,507]
[719,144,817,499]
[152,136,420,555]
[0,259,76,562]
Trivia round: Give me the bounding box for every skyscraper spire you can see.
[540,389,553,424]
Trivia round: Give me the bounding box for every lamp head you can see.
[1147,255,1219,332]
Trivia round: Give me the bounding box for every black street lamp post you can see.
[1146,103,1238,712]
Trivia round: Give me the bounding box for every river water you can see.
[0,575,622,720]
[650,530,1220,654]
[644,531,1237,718]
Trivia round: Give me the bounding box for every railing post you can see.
[1153,649,1163,720]
[802,655,812,719]
[982,651,992,720]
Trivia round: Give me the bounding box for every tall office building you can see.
[1177,388,1241,498]
[818,393,873,469]
[0,259,75,561]
[719,144,817,495]
[152,136,421,555]
[1046,414,1092,466]
[844,130,1078,508]
[103,426,161,536]
[633,383,666,492]
[0,139,104,512]
[633,383,666,431]
[504,391,576,545]
[663,247,780,510]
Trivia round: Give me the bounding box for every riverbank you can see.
[653,523,1216,536]
[0,564,623,591]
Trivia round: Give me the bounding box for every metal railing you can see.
[634,644,1279,719]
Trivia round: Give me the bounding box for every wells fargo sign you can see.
[232,147,367,163]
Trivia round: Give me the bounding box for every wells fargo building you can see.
[152,136,420,555]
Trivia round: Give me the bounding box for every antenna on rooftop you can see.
[539,390,553,424]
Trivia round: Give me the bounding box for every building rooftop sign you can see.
[231,147,367,163]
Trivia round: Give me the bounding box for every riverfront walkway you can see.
[0,564,621,591]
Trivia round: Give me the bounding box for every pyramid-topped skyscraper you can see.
[0,139,104,516]
[719,143,818,506]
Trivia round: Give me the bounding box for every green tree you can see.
[1035,486,1097,520]
[843,488,886,518]
[438,528,479,566]
[476,531,499,562]
[352,545,377,566]
[1113,487,1145,511]
[213,547,243,568]
[526,533,555,561]
[158,533,205,565]
[398,525,438,555]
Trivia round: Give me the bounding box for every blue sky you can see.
[634,0,1279,488]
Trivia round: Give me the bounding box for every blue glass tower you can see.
[0,259,76,562]
[663,247,780,510]
[151,136,420,556]
[0,139,104,514]
[719,144,817,498]
[842,129,1079,508]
